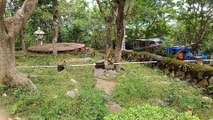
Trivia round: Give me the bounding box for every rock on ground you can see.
[66,89,78,98]
[70,78,78,84]
[94,69,106,79]
[94,69,117,79]
[106,100,122,113]
[105,70,117,78]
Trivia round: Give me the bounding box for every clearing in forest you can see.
[0,55,212,120]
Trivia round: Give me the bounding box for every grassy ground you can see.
[0,54,212,120]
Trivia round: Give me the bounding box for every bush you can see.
[105,104,200,120]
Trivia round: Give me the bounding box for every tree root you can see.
[3,72,36,91]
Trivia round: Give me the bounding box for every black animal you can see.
[57,61,67,72]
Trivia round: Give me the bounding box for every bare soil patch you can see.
[0,108,9,120]
[95,79,117,95]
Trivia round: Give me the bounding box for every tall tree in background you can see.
[114,0,125,70]
[52,0,59,55]
[122,0,136,50]
[0,0,38,90]
[177,0,213,53]
[96,0,117,55]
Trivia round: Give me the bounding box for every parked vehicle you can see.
[166,45,209,64]
[133,38,163,52]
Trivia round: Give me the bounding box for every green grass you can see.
[113,64,213,120]
[105,104,200,120]
[0,55,212,120]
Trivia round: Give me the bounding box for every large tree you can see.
[96,0,117,55]
[0,0,38,90]
[114,0,125,70]
[176,0,213,54]
[52,0,59,55]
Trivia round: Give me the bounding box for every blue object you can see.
[166,45,209,64]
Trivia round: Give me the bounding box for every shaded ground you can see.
[28,43,85,53]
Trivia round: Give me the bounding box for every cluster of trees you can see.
[0,0,212,90]
[4,0,213,53]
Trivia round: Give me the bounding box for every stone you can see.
[94,69,106,79]
[186,74,192,80]
[70,78,77,84]
[199,80,206,88]
[14,117,22,120]
[160,81,170,85]
[66,89,78,98]
[175,71,185,79]
[81,57,92,62]
[149,99,166,106]
[209,77,213,85]
[202,96,212,103]
[106,100,122,113]
[105,70,117,78]
[175,78,181,81]
[2,93,7,97]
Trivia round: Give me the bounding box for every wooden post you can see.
[195,56,203,65]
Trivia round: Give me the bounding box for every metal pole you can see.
[15,60,213,69]
[16,61,158,68]
[114,61,158,65]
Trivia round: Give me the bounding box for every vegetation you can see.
[0,0,212,119]
[105,104,200,120]
[0,55,212,119]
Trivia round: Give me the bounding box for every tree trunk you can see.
[115,0,125,71]
[96,0,116,57]
[134,24,140,39]
[52,0,59,56]
[19,28,25,51]
[0,24,35,90]
[105,22,113,55]
[0,0,39,90]
[52,24,59,55]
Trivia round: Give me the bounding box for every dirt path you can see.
[0,108,9,120]
[94,73,122,112]
[95,79,117,95]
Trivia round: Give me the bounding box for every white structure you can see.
[34,27,45,45]
[122,25,129,51]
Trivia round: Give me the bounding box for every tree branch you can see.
[0,0,6,17]
[5,0,39,37]
[124,0,135,20]
[96,0,107,21]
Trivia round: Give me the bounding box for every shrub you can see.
[105,104,200,120]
